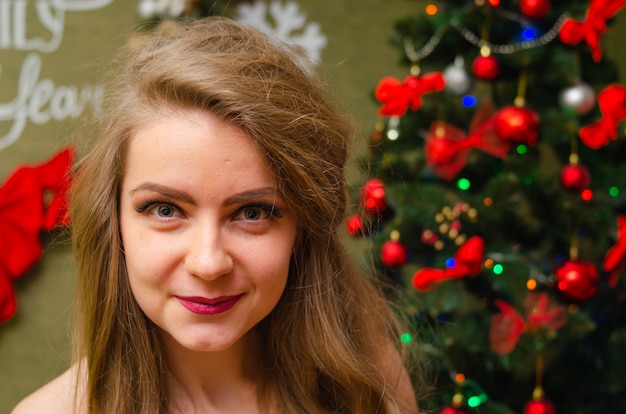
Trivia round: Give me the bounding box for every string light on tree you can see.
[363,0,626,410]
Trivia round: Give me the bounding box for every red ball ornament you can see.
[523,399,556,414]
[440,406,473,414]
[554,260,599,302]
[560,164,590,191]
[361,178,387,215]
[520,0,550,19]
[346,214,363,236]
[493,106,540,146]
[381,240,408,267]
[472,55,500,80]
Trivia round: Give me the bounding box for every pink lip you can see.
[176,294,244,315]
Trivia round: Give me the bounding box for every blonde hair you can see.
[70,17,414,413]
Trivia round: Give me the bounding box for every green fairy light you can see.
[609,186,619,197]
[516,144,527,155]
[460,378,488,408]
[467,393,488,408]
[457,178,471,191]
[401,332,412,344]
[493,264,504,275]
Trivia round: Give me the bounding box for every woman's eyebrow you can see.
[129,183,282,206]
[129,183,195,204]
[223,187,282,206]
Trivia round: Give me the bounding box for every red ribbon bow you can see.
[412,236,485,291]
[579,84,626,149]
[603,215,626,287]
[559,0,626,62]
[489,292,568,354]
[0,147,74,323]
[375,73,445,116]
[425,119,508,180]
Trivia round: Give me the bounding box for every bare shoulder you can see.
[380,340,419,413]
[11,363,86,414]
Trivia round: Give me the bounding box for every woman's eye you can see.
[235,204,281,222]
[151,204,177,218]
[242,207,263,221]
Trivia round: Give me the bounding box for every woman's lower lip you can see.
[176,295,243,315]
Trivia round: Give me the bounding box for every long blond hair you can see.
[70,17,415,413]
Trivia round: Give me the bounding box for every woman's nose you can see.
[183,222,234,281]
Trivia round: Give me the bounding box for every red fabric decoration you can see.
[426,119,508,180]
[490,299,526,354]
[412,236,485,290]
[490,292,567,354]
[559,0,626,62]
[524,291,568,331]
[603,215,626,287]
[0,147,74,323]
[0,272,16,323]
[375,73,445,116]
[579,84,626,149]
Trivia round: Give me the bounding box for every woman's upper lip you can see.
[176,294,244,305]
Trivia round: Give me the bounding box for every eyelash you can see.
[240,202,284,220]
[134,199,283,220]
[135,199,178,216]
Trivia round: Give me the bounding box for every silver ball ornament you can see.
[559,82,596,115]
[443,59,472,95]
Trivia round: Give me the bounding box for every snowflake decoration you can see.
[138,0,187,19]
[236,0,327,66]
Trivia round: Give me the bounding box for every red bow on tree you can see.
[375,73,445,116]
[603,215,626,287]
[412,236,485,291]
[559,0,626,62]
[0,147,74,323]
[490,292,568,354]
[425,119,508,180]
[579,84,626,149]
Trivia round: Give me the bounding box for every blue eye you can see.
[156,204,175,217]
[234,203,283,222]
[243,207,262,220]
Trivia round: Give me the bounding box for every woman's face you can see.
[119,107,297,353]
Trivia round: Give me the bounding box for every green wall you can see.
[1,1,625,411]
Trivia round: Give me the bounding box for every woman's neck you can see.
[159,329,269,413]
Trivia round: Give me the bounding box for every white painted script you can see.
[0,0,114,53]
[0,53,103,150]
[0,0,114,150]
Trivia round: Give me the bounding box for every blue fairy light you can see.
[522,27,537,40]
[462,95,478,107]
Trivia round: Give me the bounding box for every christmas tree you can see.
[348,0,626,412]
